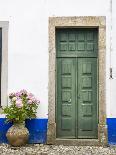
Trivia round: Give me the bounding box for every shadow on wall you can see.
[0,118,48,144]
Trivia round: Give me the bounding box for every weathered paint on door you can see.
[56,29,98,139]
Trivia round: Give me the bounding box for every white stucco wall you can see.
[108,0,116,117]
[0,0,115,118]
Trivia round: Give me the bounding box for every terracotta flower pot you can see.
[6,122,29,146]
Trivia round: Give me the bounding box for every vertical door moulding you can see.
[47,17,107,146]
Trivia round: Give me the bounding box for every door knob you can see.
[68,99,71,103]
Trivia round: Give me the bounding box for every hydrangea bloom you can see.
[15,91,21,97]
[27,100,32,104]
[20,89,27,95]
[27,93,34,99]
[3,89,40,123]
[15,99,23,108]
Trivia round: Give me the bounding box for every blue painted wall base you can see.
[1,118,116,145]
[107,118,116,145]
[0,119,12,143]
[0,118,48,144]
[25,119,48,144]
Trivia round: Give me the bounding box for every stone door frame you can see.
[47,16,107,146]
[0,21,9,108]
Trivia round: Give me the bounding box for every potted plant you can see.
[3,89,40,146]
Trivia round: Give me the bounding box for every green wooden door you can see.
[56,58,76,138]
[77,58,98,138]
[56,28,98,139]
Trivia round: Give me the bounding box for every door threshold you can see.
[55,138,99,146]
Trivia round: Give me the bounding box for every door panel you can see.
[56,58,76,138]
[77,58,98,138]
[56,28,98,58]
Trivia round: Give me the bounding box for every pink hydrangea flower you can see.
[28,93,34,97]
[15,91,21,97]
[27,93,34,99]
[31,97,37,102]
[31,97,40,104]
[15,99,23,108]
[27,97,40,104]
[27,97,35,104]
[27,100,33,104]
[20,89,27,95]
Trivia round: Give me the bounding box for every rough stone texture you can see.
[48,16,107,146]
[49,16,106,27]
[0,144,116,155]
[47,123,56,144]
[98,125,108,147]
[55,139,99,146]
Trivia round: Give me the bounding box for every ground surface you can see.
[0,144,116,155]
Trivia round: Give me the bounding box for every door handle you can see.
[68,99,71,103]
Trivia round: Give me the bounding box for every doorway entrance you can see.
[47,16,107,146]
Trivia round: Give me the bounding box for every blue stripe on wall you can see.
[0,118,12,143]
[0,118,116,144]
[107,118,116,145]
[0,118,48,144]
[26,119,48,143]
